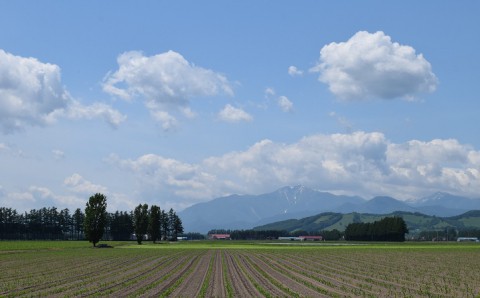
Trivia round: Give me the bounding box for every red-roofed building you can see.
[209,234,231,240]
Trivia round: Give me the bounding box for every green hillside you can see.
[253,210,480,233]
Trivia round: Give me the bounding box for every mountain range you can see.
[179,185,480,233]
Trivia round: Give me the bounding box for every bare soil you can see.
[167,250,212,297]
[223,250,263,297]
[205,250,227,297]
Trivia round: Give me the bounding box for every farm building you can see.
[208,234,231,240]
[278,236,301,241]
[299,236,323,241]
[457,237,479,242]
[278,236,323,241]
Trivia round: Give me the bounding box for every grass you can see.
[0,240,135,251]
[2,239,480,252]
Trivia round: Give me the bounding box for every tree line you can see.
[129,203,183,244]
[208,229,288,240]
[207,229,343,240]
[414,228,480,241]
[0,193,183,246]
[0,206,85,240]
[344,216,409,242]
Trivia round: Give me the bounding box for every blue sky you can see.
[1,1,479,212]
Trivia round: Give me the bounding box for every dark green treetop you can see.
[148,205,161,243]
[133,204,149,244]
[84,193,107,247]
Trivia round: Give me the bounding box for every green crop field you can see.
[1,240,479,297]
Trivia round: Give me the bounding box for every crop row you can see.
[1,245,479,297]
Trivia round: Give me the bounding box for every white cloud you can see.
[64,173,108,194]
[277,96,293,112]
[151,110,179,131]
[110,132,480,206]
[218,104,253,123]
[61,174,136,211]
[311,31,438,100]
[0,49,125,133]
[62,101,127,129]
[0,185,85,211]
[264,88,293,112]
[4,133,478,212]
[0,174,134,212]
[102,50,233,128]
[52,149,65,160]
[181,107,196,119]
[264,87,275,98]
[108,153,216,209]
[288,65,303,76]
[0,143,9,152]
[0,142,24,158]
[0,49,69,133]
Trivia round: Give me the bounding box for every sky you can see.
[1,1,479,212]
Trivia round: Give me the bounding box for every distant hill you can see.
[179,185,480,233]
[409,192,479,216]
[179,186,364,233]
[335,196,418,214]
[253,210,480,233]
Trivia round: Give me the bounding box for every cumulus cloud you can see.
[218,104,253,123]
[52,149,65,160]
[0,49,69,133]
[0,49,125,133]
[264,88,293,112]
[0,185,84,211]
[107,153,216,210]
[311,31,438,100]
[0,143,9,152]
[0,189,36,209]
[63,101,127,129]
[0,142,24,158]
[277,96,293,112]
[62,174,136,211]
[288,66,303,76]
[0,174,133,212]
[151,110,179,131]
[103,50,233,129]
[64,173,108,194]
[110,132,480,205]
[264,87,275,98]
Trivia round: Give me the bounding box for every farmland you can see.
[1,241,479,297]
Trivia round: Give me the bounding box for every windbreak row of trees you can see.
[207,229,287,240]
[414,228,480,241]
[131,203,183,244]
[415,229,457,241]
[0,194,183,244]
[208,229,333,240]
[344,216,409,242]
[0,207,85,240]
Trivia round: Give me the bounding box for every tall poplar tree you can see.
[172,212,184,241]
[148,205,161,243]
[133,204,149,244]
[84,193,107,247]
[160,210,169,241]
